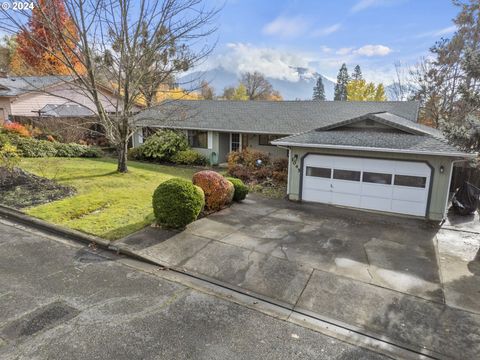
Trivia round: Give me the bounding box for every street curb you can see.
[0,205,111,248]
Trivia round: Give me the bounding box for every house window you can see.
[0,108,4,121]
[259,134,282,146]
[394,175,427,188]
[188,130,208,149]
[362,172,392,185]
[230,133,241,152]
[333,169,361,181]
[142,127,157,139]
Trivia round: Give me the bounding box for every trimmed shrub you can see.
[171,149,207,166]
[0,132,99,158]
[139,129,188,161]
[226,177,249,201]
[152,178,205,229]
[192,170,234,211]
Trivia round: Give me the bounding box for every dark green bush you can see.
[0,132,99,158]
[128,146,144,160]
[152,178,205,229]
[226,177,249,201]
[139,129,188,162]
[171,149,207,166]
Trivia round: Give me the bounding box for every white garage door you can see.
[302,155,431,217]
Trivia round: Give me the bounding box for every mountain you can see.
[179,66,335,100]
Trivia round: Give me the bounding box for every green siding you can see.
[287,147,457,221]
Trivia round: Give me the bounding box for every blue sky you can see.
[202,0,458,84]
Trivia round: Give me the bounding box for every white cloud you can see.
[351,0,401,13]
[206,43,312,82]
[354,44,392,56]
[336,47,354,55]
[312,23,342,37]
[262,16,308,38]
[415,25,456,39]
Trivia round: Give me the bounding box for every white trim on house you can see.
[207,131,213,150]
[272,141,477,158]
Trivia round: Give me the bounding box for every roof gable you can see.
[316,112,431,136]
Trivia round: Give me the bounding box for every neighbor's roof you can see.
[39,104,95,117]
[0,76,69,97]
[271,112,473,158]
[134,100,420,134]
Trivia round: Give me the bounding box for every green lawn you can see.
[19,158,198,240]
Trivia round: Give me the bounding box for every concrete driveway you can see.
[117,194,480,359]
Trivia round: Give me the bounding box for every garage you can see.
[302,154,432,217]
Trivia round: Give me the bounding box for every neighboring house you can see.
[0,75,127,122]
[134,99,475,221]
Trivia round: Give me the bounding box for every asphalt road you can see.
[0,219,390,360]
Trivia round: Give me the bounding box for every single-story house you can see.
[0,75,132,122]
[133,100,476,221]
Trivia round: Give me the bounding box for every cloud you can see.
[336,47,354,55]
[415,25,456,39]
[262,16,308,38]
[312,23,342,37]
[350,0,401,13]
[206,43,312,82]
[354,44,392,56]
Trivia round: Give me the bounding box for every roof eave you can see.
[271,141,477,158]
[133,123,291,135]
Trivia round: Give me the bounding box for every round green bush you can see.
[152,178,205,229]
[226,177,249,201]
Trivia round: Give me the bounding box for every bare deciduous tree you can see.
[240,71,274,100]
[0,0,218,172]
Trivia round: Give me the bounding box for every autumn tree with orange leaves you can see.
[10,0,83,75]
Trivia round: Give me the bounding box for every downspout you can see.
[442,159,469,222]
[276,145,291,194]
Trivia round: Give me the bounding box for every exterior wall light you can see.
[440,165,445,173]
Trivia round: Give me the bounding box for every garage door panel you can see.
[332,193,361,207]
[302,155,430,217]
[392,199,426,216]
[393,187,428,202]
[331,181,362,194]
[360,196,392,212]
[361,183,393,198]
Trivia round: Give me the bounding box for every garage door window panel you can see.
[333,169,361,181]
[362,172,392,185]
[394,175,427,188]
[306,167,331,178]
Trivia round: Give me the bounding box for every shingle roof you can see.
[40,104,95,117]
[134,100,420,134]
[272,128,471,157]
[0,76,69,97]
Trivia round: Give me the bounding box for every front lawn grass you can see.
[19,158,198,240]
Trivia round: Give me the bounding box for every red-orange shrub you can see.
[2,122,31,137]
[192,170,234,211]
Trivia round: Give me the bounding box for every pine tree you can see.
[334,63,349,101]
[313,76,326,100]
[351,65,363,81]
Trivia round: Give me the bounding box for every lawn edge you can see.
[0,204,111,248]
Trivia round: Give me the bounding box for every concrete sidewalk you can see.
[116,195,480,359]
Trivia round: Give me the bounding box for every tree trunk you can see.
[117,140,128,173]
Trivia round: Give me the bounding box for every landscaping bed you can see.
[0,167,75,209]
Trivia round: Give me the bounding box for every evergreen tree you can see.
[313,75,326,100]
[351,65,363,81]
[334,63,349,101]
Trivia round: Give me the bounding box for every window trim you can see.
[333,169,361,182]
[305,166,331,178]
[362,171,393,185]
[230,132,242,152]
[394,174,427,188]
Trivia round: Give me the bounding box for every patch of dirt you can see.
[0,167,75,209]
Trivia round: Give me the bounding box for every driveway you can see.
[117,194,480,359]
